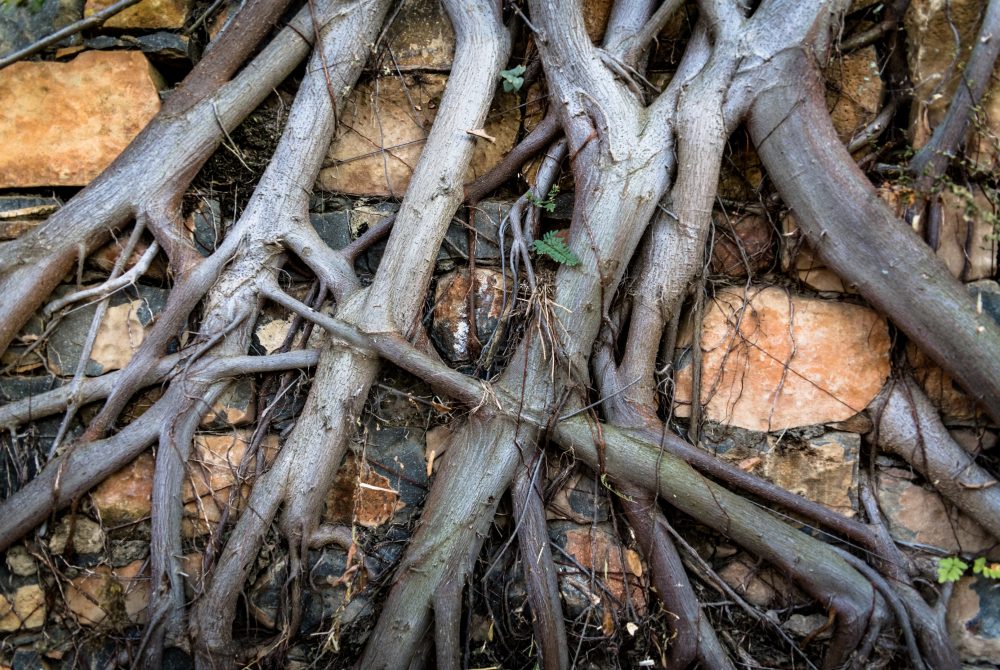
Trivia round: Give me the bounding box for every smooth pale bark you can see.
[870,376,1000,541]
[192,2,509,664]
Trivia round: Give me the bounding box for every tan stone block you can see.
[760,432,859,517]
[48,516,104,555]
[674,286,891,431]
[92,453,154,526]
[877,468,994,554]
[317,74,519,197]
[0,584,46,631]
[825,47,883,142]
[0,51,161,188]
[181,432,279,536]
[85,0,188,29]
[66,561,149,626]
[383,0,454,69]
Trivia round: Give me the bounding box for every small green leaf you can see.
[533,231,580,267]
[937,556,969,583]
[499,64,526,93]
[973,557,1000,579]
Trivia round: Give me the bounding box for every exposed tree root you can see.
[3,1,1000,667]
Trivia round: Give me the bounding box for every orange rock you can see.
[0,51,161,188]
[324,453,404,529]
[92,453,155,526]
[93,432,279,535]
[65,560,149,626]
[85,0,188,28]
[674,286,891,431]
[877,468,994,555]
[561,526,645,607]
[710,212,774,277]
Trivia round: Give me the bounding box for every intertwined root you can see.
[1,0,999,668]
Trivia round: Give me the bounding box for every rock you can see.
[93,432,279,534]
[948,575,1000,664]
[725,431,860,517]
[440,199,506,267]
[431,268,511,370]
[200,377,256,428]
[92,453,154,526]
[309,210,353,251]
[0,0,82,55]
[46,284,169,376]
[83,32,196,65]
[780,212,856,293]
[317,74,519,197]
[710,212,775,277]
[383,0,454,69]
[248,548,359,633]
[0,584,45,632]
[84,0,189,29]
[783,613,832,640]
[876,467,994,554]
[49,516,104,555]
[65,560,149,626]
[906,0,1000,172]
[360,425,427,511]
[546,470,612,524]
[717,554,805,609]
[765,431,859,516]
[181,432,279,536]
[88,236,167,280]
[323,453,404,529]
[549,520,646,635]
[184,198,225,256]
[5,546,36,577]
[673,286,891,431]
[717,138,764,201]
[581,0,614,42]
[0,51,162,188]
[824,46,882,142]
[0,195,60,240]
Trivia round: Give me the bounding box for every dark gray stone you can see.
[83,31,196,63]
[0,0,83,56]
[0,194,60,217]
[46,284,169,376]
[189,198,224,256]
[309,210,352,250]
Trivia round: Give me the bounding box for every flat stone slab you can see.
[0,50,161,187]
[674,286,891,431]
